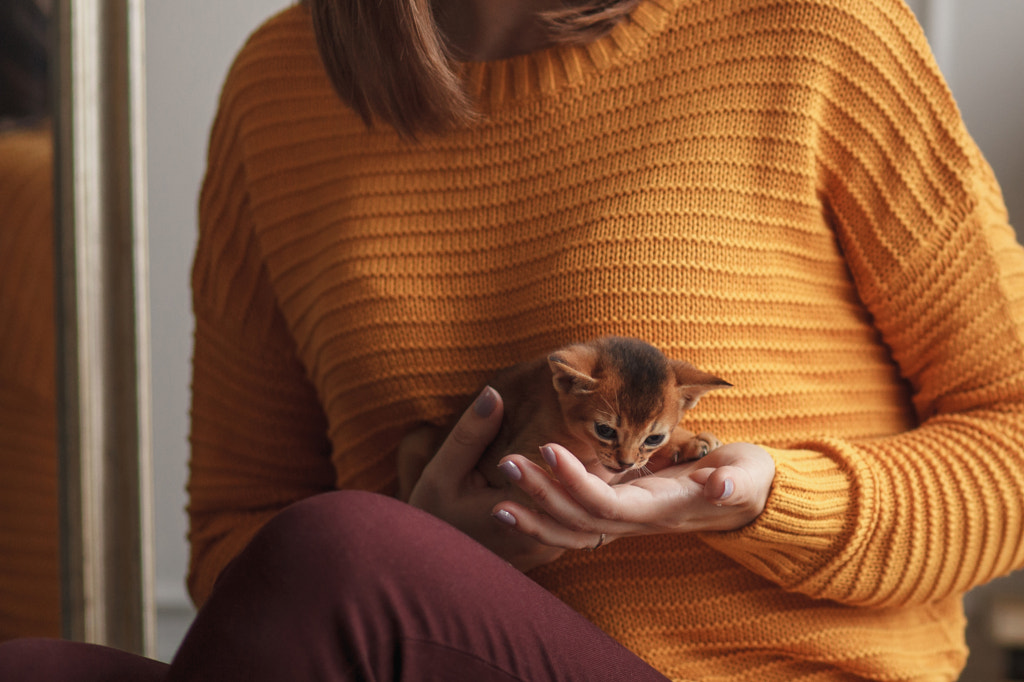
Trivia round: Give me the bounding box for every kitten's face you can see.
[548,337,731,473]
[585,406,678,473]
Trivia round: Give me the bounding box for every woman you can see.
[182,0,1024,677]
[2,0,1022,679]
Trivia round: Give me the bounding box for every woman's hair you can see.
[306,0,640,137]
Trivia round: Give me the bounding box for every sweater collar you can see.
[460,0,681,110]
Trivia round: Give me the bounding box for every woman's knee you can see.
[174,491,476,681]
[225,490,448,598]
[254,491,423,563]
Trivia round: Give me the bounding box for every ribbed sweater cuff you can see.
[700,447,854,593]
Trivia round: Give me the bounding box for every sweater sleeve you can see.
[701,0,1024,608]
[187,56,335,608]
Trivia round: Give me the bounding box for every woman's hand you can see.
[490,441,776,551]
[405,387,566,571]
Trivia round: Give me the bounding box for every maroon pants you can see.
[0,491,667,681]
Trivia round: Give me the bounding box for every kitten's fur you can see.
[398,337,730,499]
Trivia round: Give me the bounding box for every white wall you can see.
[143,0,1024,666]
[944,1,1024,230]
[906,0,1024,229]
[144,0,288,661]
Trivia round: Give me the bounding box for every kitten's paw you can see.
[674,432,723,463]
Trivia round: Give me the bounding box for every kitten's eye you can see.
[594,423,617,441]
[644,434,667,448]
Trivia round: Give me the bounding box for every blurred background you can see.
[0,0,1021,679]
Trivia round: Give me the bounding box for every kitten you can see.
[397,337,730,499]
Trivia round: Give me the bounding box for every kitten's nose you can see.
[616,457,636,470]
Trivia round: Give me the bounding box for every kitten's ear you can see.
[672,361,732,411]
[548,345,600,395]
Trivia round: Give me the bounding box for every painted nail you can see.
[493,509,517,526]
[719,478,734,501]
[540,445,557,469]
[498,460,522,482]
[473,386,498,417]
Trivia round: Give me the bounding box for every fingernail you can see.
[492,509,516,526]
[498,460,522,482]
[540,445,557,468]
[473,386,498,417]
[719,478,734,500]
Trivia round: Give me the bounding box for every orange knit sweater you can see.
[189,1,1024,679]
